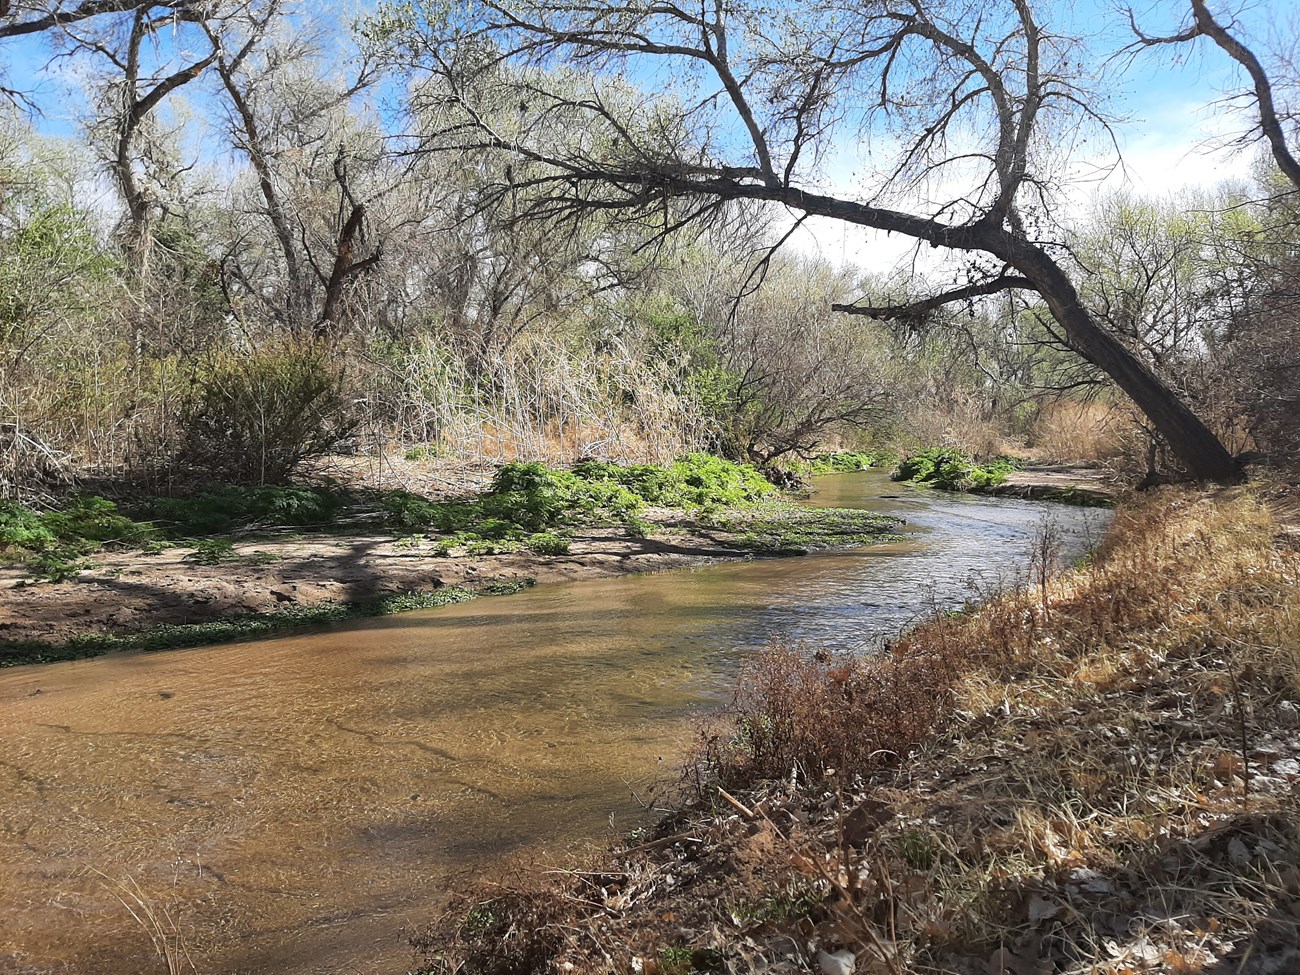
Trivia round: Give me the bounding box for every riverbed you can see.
[0,473,1108,974]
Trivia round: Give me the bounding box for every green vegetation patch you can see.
[803,449,893,475]
[709,505,903,553]
[134,484,350,536]
[0,455,779,582]
[381,454,774,539]
[0,495,157,580]
[572,453,776,510]
[892,447,1023,491]
[0,585,487,668]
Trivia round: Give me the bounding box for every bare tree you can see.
[59,2,216,269]
[1129,1,1300,464]
[0,1,174,41]
[204,3,389,335]
[1130,0,1300,193]
[373,0,1245,481]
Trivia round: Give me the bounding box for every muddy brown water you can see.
[0,472,1108,974]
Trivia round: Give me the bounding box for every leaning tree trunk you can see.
[1008,237,1243,483]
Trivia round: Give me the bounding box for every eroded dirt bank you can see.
[0,524,725,646]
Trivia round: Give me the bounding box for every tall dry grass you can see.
[369,329,705,467]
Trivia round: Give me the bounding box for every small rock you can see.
[1228,837,1252,865]
[1274,758,1300,778]
[818,949,856,975]
[1028,894,1061,924]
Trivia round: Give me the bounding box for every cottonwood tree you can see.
[373,0,1244,481]
[1131,0,1300,193]
[1,2,196,108]
[0,1,177,41]
[58,2,218,270]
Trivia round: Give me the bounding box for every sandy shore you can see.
[0,515,773,650]
[977,465,1119,504]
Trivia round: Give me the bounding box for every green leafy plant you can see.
[893,448,1023,491]
[804,449,892,474]
[140,484,348,536]
[24,548,95,583]
[403,443,442,461]
[183,539,238,564]
[526,531,571,555]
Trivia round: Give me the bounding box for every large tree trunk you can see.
[725,187,1245,484]
[1006,236,1243,483]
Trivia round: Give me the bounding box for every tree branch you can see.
[832,274,1038,322]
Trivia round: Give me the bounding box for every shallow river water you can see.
[0,472,1108,974]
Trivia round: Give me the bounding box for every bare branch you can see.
[832,273,1038,322]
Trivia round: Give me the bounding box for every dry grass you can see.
[1027,401,1129,466]
[411,484,1300,975]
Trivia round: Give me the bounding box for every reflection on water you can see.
[0,473,1107,974]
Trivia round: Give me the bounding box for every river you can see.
[0,472,1108,974]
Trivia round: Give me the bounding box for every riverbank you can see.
[0,457,903,666]
[883,447,1120,506]
[411,481,1300,975]
[974,465,1119,505]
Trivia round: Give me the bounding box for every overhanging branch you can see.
[831,274,1037,323]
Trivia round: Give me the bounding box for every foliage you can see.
[0,496,153,554]
[183,538,238,564]
[893,448,1023,491]
[404,443,442,461]
[385,455,774,540]
[175,342,358,485]
[572,453,775,510]
[138,484,349,536]
[0,501,58,552]
[526,531,571,555]
[709,507,902,553]
[803,450,891,474]
[38,495,156,546]
[23,550,97,583]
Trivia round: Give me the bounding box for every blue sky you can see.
[2,0,1294,269]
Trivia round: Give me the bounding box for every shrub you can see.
[572,453,774,509]
[383,455,772,542]
[893,448,1022,491]
[804,450,891,474]
[0,496,154,553]
[0,501,58,552]
[694,642,958,790]
[175,341,357,485]
[527,531,571,555]
[183,539,238,564]
[40,495,155,547]
[140,485,347,536]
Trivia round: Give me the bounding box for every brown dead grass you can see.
[409,483,1300,975]
[1027,401,1129,467]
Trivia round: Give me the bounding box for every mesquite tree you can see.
[372,0,1245,481]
